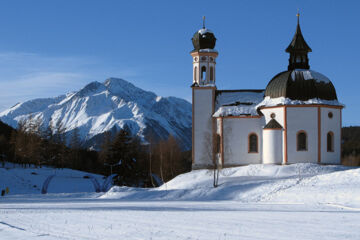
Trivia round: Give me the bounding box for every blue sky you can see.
[0,0,358,125]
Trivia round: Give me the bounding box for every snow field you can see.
[1,163,360,239]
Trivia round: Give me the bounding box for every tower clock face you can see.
[210,57,213,62]
[194,57,198,62]
[201,56,207,61]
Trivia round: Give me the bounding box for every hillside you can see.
[103,163,360,206]
[0,78,192,150]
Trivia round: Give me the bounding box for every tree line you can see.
[0,118,191,187]
[342,126,360,166]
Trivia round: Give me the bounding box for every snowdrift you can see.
[103,163,360,207]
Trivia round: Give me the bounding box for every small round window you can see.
[270,113,276,119]
[328,112,333,119]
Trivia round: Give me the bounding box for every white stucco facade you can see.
[263,129,283,164]
[192,88,215,169]
[221,117,264,165]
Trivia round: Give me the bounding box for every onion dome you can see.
[265,13,337,101]
[191,17,216,51]
[265,69,337,101]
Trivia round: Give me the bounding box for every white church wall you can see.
[321,107,341,164]
[193,88,215,169]
[286,107,318,164]
[263,129,283,164]
[260,107,286,163]
[261,107,285,127]
[222,117,264,165]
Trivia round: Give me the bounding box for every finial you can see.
[296,9,300,24]
[202,16,206,29]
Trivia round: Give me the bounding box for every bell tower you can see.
[191,17,218,169]
[191,17,218,86]
[286,12,312,70]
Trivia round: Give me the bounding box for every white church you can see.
[191,15,343,169]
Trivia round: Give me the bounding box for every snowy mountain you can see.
[0,78,192,149]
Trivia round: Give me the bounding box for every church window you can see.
[210,67,214,81]
[297,131,307,151]
[328,112,333,119]
[201,66,207,81]
[270,113,276,119]
[248,133,258,153]
[194,66,198,81]
[327,132,334,152]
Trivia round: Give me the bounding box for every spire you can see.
[202,16,206,29]
[286,12,312,70]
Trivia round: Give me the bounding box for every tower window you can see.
[248,133,258,153]
[201,66,207,81]
[194,66,198,81]
[210,67,214,81]
[327,131,334,152]
[297,131,307,151]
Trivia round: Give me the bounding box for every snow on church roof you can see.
[256,96,344,109]
[213,90,265,117]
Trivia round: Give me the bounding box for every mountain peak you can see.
[0,78,192,150]
[76,81,106,97]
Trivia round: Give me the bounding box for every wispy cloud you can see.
[0,52,141,112]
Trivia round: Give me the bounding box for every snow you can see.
[0,78,192,149]
[198,28,213,34]
[292,69,331,84]
[198,48,218,53]
[213,90,264,117]
[0,163,104,194]
[1,163,360,239]
[257,96,344,108]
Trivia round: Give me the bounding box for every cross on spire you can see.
[202,16,206,29]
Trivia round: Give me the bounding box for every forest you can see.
[0,119,191,187]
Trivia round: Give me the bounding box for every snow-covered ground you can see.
[0,163,104,194]
[1,163,360,239]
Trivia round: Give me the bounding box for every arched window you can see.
[201,66,206,81]
[194,66,197,81]
[297,131,307,151]
[327,131,334,152]
[210,67,214,81]
[248,133,258,153]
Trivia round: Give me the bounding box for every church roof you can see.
[264,119,283,129]
[285,15,312,54]
[213,90,264,117]
[264,69,338,101]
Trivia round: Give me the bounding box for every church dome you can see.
[265,14,338,102]
[191,28,216,51]
[265,69,337,101]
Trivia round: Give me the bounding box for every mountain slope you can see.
[0,78,192,149]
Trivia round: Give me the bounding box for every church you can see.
[191,15,343,169]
